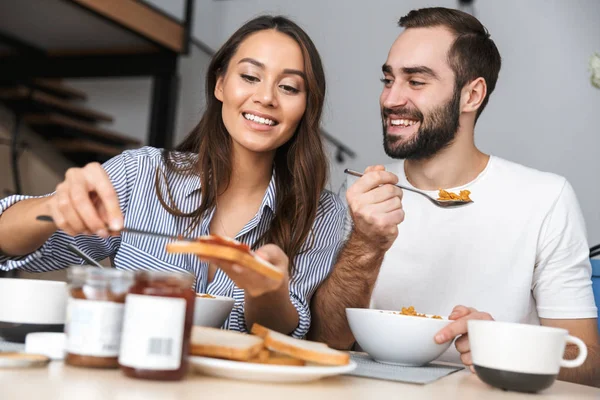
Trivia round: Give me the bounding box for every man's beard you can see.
[382,89,461,160]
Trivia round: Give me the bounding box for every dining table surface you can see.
[1,339,599,400]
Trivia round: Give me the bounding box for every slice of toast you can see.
[250,323,271,339]
[250,350,306,366]
[166,240,283,281]
[249,349,270,363]
[190,326,264,361]
[250,324,350,366]
[250,324,327,348]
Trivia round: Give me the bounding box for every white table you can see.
[1,359,598,400]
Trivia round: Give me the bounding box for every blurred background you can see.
[1,0,599,249]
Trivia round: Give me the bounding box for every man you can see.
[309,7,599,387]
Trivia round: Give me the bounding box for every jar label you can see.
[118,294,186,371]
[66,298,125,357]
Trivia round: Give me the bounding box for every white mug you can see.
[468,320,587,392]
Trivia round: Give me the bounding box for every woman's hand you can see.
[47,163,123,237]
[206,244,290,297]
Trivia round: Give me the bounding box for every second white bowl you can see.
[193,294,235,328]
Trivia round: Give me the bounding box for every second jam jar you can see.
[65,266,134,368]
[118,270,196,381]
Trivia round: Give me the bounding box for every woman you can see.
[0,15,346,338]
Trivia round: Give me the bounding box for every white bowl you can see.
[0,279,67,342]
[346,308,453,366]
[193,294,235,328]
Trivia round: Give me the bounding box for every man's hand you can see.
[434,305,494,371]
[308,166,404,348]
[346,165,404,251]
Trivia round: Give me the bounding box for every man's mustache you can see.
[382,107,423,121]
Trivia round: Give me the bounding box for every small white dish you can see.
[0,352,50,369]
[193,294,235,328]
[189,355,357,383]
[25,332,66,360]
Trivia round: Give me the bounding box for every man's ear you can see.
[461,77,487,114]
[214,74,224,102]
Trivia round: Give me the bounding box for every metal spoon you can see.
[344,168,473,209]
[66,244,105,269]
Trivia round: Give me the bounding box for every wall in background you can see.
[64,44,211,147]
[0,107,68,196]
[63,77,152,145]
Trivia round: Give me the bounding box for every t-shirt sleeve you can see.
[532,179,598,319]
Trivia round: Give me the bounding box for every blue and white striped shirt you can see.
[0,147,347,338]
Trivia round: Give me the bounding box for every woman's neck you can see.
[221,143,274,199]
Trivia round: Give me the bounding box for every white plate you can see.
[189,356,357,383]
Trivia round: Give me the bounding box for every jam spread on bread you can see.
[195,235,251,253]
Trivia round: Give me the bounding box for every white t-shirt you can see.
[368,156,597,364]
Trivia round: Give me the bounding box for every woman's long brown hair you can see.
[156,15,328,269]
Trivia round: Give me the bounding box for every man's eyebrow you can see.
[401,66,439,79]
[382,64,439,80]
[239,57,306,80]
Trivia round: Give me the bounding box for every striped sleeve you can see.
[0,150,139,272]
[288,191,347,338]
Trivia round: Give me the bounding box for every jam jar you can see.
[118,270,196,381]
[65,266,134,368]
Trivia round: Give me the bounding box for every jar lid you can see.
[68,266,135,295]
[133,269,196,284]
[68,265,134,281]
[0,352,50,368]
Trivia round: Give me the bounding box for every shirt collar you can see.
[183,172,201,199]
[259,169,277,214]
[184,168,277,214]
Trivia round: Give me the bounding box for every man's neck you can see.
[404,134,489,191]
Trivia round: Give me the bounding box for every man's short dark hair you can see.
[399,7,502,120]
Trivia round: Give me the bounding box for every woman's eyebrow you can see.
[238,57,306,80]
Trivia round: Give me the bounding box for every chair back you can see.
[590,243,600,331]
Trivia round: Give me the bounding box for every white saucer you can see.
[189,356,357,383]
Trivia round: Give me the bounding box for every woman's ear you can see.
[461,77,487,114]
[214,74,224,102]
